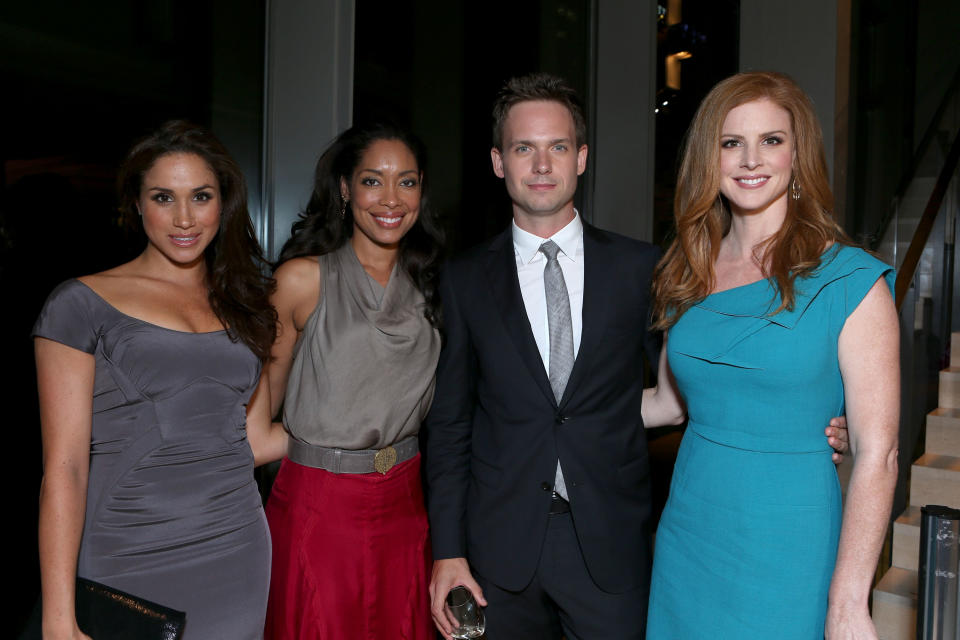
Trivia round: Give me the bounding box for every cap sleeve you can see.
[833,247,895,320]
[32,279,100,354]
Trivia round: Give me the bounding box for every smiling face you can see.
[718,98,795,219]
[341,138,421,252]
[491,100,587,235]
[138,152,220,267]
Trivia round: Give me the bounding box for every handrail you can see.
[894,129,960,310]
[871,63,960,250]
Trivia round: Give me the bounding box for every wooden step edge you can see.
[872,568,917,640]
[928,407,960,420]
[908,456,960,510]
[912,452,960,472]
[873,566,917,604]
[927,410,960,457]
[938,372,960,408]
[892,507,922,571]
[894,505,923,527]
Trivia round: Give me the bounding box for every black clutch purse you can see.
[21,577,186,640]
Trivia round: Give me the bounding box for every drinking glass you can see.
[445,585,485,639]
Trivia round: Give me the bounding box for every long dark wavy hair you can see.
[278,122,445,327]
[118,120,277,360]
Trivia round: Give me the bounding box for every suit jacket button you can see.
[555,413,567,424]
[540,482,551,491]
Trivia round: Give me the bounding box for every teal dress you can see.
[646,246,894,639]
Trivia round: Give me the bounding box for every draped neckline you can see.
[334,242,423,334]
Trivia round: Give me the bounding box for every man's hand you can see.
[826,416,849,464]
[429,557,487,639]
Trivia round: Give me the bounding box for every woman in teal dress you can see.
[643,72,900,638]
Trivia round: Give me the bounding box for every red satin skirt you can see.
[264,454,433,640]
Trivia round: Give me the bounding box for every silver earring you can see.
[791,177,801,201]
[340,197,348,219]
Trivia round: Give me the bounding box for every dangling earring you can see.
[791,177,801,201]
[340,197,348,219]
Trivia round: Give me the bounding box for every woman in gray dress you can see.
[34,121,286,639]
[263,122,444,639]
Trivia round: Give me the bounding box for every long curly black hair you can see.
[278,122,444,327]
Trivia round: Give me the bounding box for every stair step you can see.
[892,506,922,571]
[872,567,917,640]
[928,408,960,456]
[909,453,960,508]
[939,368,960,409]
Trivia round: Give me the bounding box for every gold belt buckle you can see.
[373,445,398,474]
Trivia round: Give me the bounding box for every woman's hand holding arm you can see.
[641,339,687,428]
[248,258,320,467]
[827,279,900,639]
[35,338,94,640]
[246,371,288,467]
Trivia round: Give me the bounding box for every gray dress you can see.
[33,279,270,639]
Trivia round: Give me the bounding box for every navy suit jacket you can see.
[425,222,660,594]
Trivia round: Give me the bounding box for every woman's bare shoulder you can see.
[274,256,321,292]
[273,257,322,329]
[76,261,142,300]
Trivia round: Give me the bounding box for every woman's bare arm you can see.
[266,257,321,417]
[826,279,900,639]
[36,337,95,640]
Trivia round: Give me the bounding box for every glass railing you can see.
[894,146,959,494]
[876,104,960,522]
[874,64,960,273]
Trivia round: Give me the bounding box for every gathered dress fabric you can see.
[646,246,894,639]
[33,279,270,639]
[264,243,440,640]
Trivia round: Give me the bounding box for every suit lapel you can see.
[560,223,610,407]
[484,228,557,407]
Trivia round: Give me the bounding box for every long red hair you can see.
[652,71,850,329]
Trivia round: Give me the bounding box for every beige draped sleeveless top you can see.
[282,242,440,449]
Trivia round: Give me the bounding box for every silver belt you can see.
[287,435,419,474]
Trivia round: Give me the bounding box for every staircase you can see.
[872,332,960,639]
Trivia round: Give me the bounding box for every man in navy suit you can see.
[426,72,660,639]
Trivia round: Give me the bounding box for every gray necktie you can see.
[540,240,573,500]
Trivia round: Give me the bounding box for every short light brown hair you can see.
[491,72,587,150]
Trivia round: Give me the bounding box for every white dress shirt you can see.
[513,213,584,501]
[512,213,585,371]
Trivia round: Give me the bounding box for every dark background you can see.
[2,1,261,628]
[3,1,740,630]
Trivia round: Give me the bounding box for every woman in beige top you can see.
[263,122,444,639]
